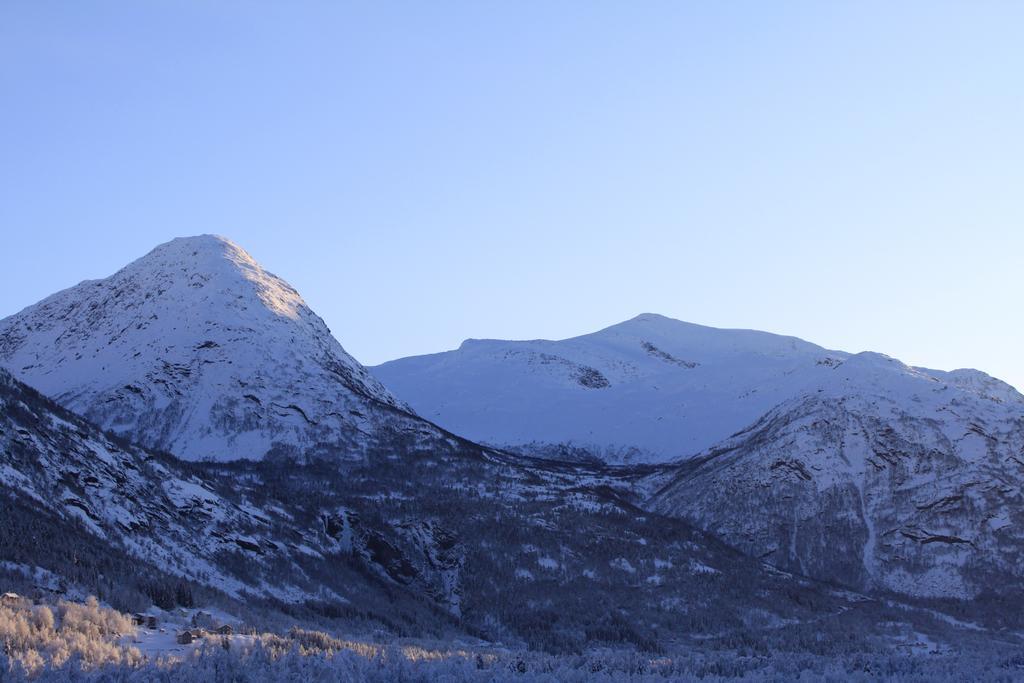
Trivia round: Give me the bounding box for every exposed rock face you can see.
[320,509,464,617]
[0,235,409,461]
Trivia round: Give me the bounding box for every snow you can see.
[609,558,636,573]
[0,464,42,502]
[373,312,1023,464]
[121,606,256,661]
[0,562,67,593]
[0,364,373,608]
[370,309,1024,601]
[650,354,1024,599]
[0,235,408,462]
[689,561,720,575]
[3,234,1023,646]
[536,557,559,570]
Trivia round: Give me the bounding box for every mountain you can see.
[372,315,1022,466]
[372,314,859,463]
[0,235,411,462]
[3,239,1023,663]
[375,314,1024,598]
[0,365,369,611]
[0,362,522,629]
[649,352,1024,599]
[3,364,901,653]
[0,237,918,652]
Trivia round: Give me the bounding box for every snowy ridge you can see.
[0,235,410,461]
[375,313,841,462]
[374,314,1021,464]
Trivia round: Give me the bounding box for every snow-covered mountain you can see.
[374,314,1024,595]
[3,364,883,650]
[372,314,852,462]
[0,235,413,461]
[373,314,1022,465]
[648,352,1024,598]
[4,237,1024,652]
[0,365,354,606]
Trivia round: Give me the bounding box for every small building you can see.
[1,592,24,607]
[132,613,147,626]
[215,624,233,635]
[176,631,194,645]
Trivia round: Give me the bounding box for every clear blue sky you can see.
[1,2,1021,390]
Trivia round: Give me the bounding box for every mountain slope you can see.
[0,235,409,461]
[374,314,1024,598]
[373,315,1022,466]
[0,366,349,607]
[0,364,531,631]
[373,314,861,463]
[648,352,1024,598]
[0,237,913,649]
[2,365,898,652]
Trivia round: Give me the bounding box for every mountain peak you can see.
[130,234,305,322]
[611,312,697,331]
[0,236,406,461]
[142,234,251,271]
[585,314,829,363]
[375,314,841,463]
[628,312,674,323]
[157,232,236,250]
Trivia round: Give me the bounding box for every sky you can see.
[1,2,1021,390]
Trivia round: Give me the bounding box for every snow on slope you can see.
[375,313,1024,596]
[373,314,846,462]
[0,235,408,461]
[1,365,879,645]
[0,366,470,611]
[373,314,1022,464]
[0,366,305,600]
[648,351,1024,598]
